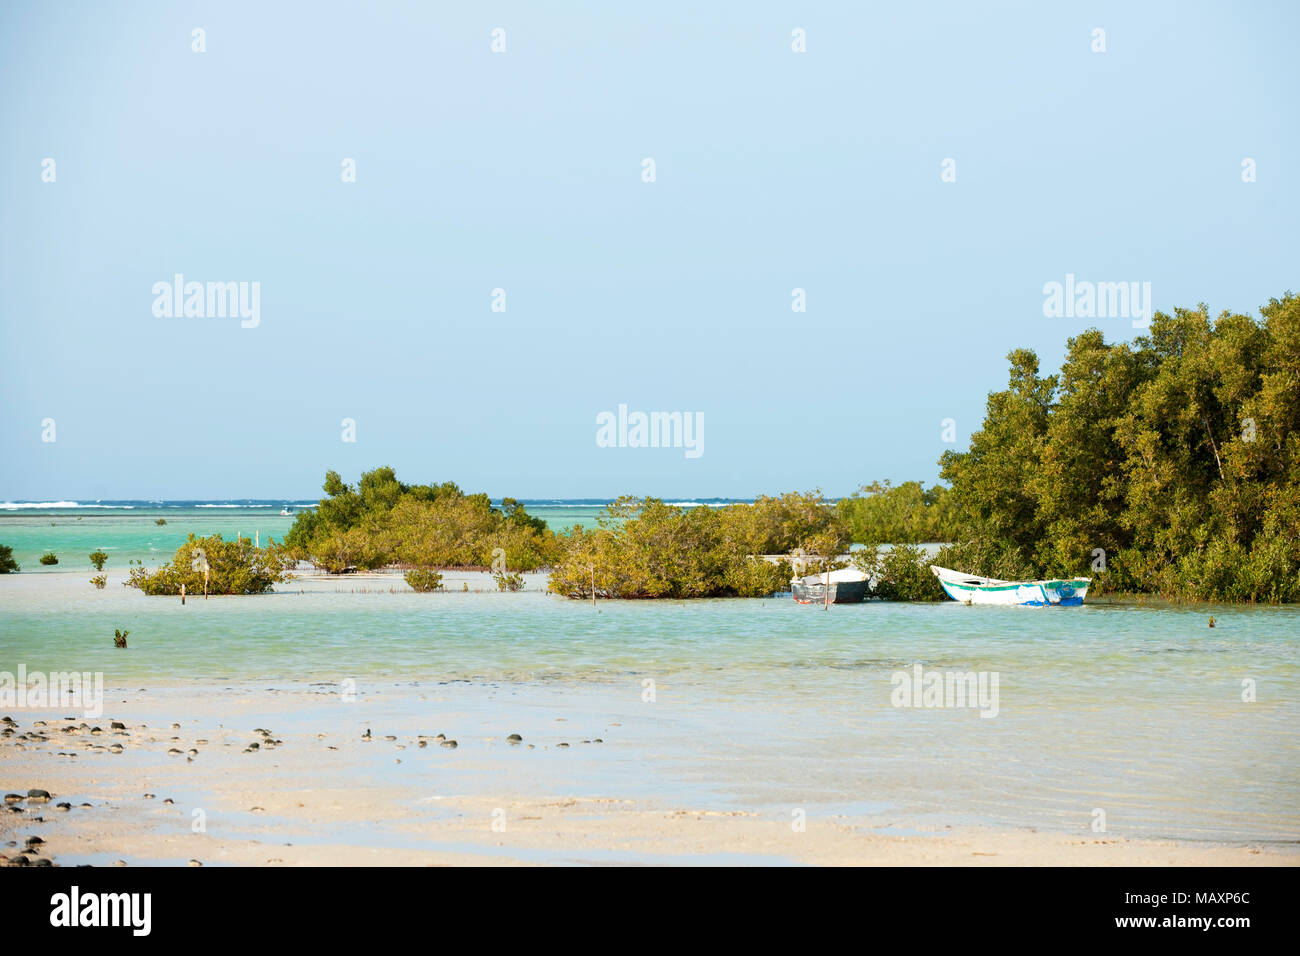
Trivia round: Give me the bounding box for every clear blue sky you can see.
[1,1,1295,500]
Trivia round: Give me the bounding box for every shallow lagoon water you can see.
[2,564,1297,846]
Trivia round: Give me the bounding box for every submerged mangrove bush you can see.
[547,495,829,599]
[0,545,17,573]
[126,533,292,595]
[493,571,525,591]
[284,467,558,573]
[403,568,443,592]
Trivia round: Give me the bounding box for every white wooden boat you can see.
[930,565,1089,606]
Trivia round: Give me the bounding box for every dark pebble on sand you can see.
[3,794,22,804]
[111,721,125,730]
[27,789,51,801]
[440,740,458,749]
[506,734,523,743]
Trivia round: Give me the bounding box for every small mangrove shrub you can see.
[493,571,525,592]
[39,552,59,566]
[0,545,18,573]
[89,549,108,571]
[113,629,128,648]
[90,574,107,590]
[404,568,443,592]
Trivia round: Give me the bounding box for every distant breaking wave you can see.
[0,501,132,510]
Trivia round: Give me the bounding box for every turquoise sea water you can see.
[1,502,1298,844]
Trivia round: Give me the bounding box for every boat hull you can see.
[931,566,1089,606]
[792,579,869,604]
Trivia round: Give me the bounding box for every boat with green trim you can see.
[930,566,1090,606]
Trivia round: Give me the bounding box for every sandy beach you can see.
[2,677,1294,867]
